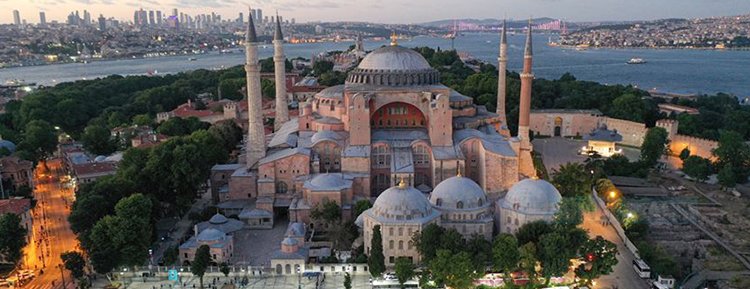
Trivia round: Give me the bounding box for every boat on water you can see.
[627,58,647,64]
[188,57,197,61]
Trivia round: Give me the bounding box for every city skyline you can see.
[1,0,749,25]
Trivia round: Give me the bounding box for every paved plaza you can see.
[532,137,640,172]
[230,219,290,266]
[119,272,372,289]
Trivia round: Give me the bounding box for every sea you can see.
[1,33,749,97]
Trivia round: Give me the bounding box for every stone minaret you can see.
[245,10,266,168]
[496,20,508,125]
[518,19,536,177]
[273,13,289,131]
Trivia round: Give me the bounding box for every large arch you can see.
[371,102,427,129]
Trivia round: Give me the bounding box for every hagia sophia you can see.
[204,14,564,267]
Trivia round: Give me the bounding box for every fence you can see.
[592,188,641,259]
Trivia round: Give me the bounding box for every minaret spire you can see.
[244,8,266,167]
[517,17,536,177]
[273,12,289,131]
[496,19,508,126]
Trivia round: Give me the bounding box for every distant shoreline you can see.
[554,44,750,51]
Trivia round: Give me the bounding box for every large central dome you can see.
[346,45,441,86]
[358,45,432,71]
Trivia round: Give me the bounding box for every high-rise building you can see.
[98,14,106,30]
[238,12,244,24]
[156,11,162,25]
[148,10,155,26]
[13,10,21,26]
[39,11,46,26]
[172,8,178,17]
[256,9,262,24]
[83,10,91,25]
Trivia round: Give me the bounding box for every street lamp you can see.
[58,264,67,289]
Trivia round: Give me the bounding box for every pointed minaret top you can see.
[246,8,257,43]
[274,12,283,41]
[500,19,507,45]
[524,18,533,56]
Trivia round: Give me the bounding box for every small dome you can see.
[208,213,229,224]
[196,228,225,242]
[358,45,432,71]
[0,140,16,153]
[304,173,352,191]
[372,183,433,220]
[430,176,487,210]
[500,179,562,215]
[281,237,299,247]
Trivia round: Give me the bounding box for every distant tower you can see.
[518,19,536,177]
[13,10,21,26]
[98,14,106,31]
[39,12,46,26]
[496,20,508,126]
[273,13,289,131]
[245,9,266,168]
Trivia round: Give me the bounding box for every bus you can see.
[633,259,651,278]
[372,279,420,289]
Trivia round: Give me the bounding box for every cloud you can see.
[172,0,238,8]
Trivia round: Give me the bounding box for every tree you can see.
[17,120,58,161]
[132,114,153,126]
[0,213,27,265]
[429,250,479,289]
[681,156,712,182]
[538,232,572,285]
[192,245,211,288]
[717,164,737,188]
[492,233,519,278]
[368,225,386,277]
[640,127,669,167]
[466,235,492,271]
[439,228,465,254]
[553,197,584,230]
[220,262,230,277]
[574,236,618,286]
[515,220,552,246]
[518,242,538,284]
[61,251,86,279]
[343,272,352,289]
[679,147,691,160]
[313,60,334,76]
[411,223,445,264]
[82,125,116,155]
[112,194,153,267]
[395,257,416,288]
[713,130,750,184]
[608,94,645,122]
[552,162,591,197]
[353,199,372,218]
[88,216,120,274]
[310,200,341,225]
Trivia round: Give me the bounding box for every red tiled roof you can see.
[72,162,117,177]
[0,198,31,215]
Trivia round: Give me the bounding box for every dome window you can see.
[435,198,443,206]
[456,201,464,209]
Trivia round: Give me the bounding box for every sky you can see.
[2,0,750,24]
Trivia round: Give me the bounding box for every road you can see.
[581,207,650,289]
[21,158,78,289]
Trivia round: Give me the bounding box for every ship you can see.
[627,58,647,64]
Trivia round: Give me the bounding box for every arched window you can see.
[412,145,430,167]
[398,240,403,250]
[456,201,464,209]
[435,198,443,207]
[276,182,288,194]
[478,198,483,207]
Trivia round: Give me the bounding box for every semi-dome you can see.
[500,179,562,215]
[371,182,434,221]
[358,45,432,71]
[304,173,352,191]
[196,228,225,242]
[430,175,487,210]
[346,45,441,86]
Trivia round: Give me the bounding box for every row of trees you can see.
[680,130,750,187]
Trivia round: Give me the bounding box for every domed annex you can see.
[495,178,562,234]
[180,227,234,265]
[359,180,440,265]
[430,174,493,239]
[194,213,244,235]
